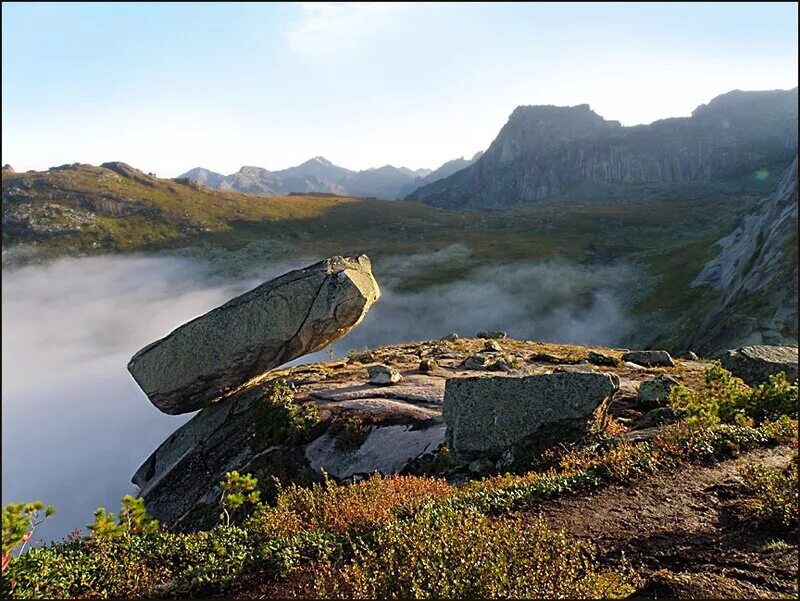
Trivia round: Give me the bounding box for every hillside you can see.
[407,88,798,210]
[687,156,799,352]
[2,159,788,352]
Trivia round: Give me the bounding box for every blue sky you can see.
[2,2,797,176]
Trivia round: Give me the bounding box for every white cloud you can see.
[285,2,410,56]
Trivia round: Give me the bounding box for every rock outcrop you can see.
[637,375,681,408]
[718,345,798,386]
[407,89,798,209]
[443,372,620,461]
[687,156,798,352]
[622,350,675,367]
[128,256,381,414]
[132,337,706,532]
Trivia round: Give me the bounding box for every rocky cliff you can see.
[685,156,798,352]
[407,89,798,209]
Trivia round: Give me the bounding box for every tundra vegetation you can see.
[2,367,797,599]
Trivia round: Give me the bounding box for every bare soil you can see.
[530,446,799,599]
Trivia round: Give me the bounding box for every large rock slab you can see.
[718,345,798,386]
[128,256,381,414]
[305,422,446,481]
[443,372,620,460]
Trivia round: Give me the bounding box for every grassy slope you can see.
[1,163,767,348]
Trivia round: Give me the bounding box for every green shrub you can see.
[670,365,798,427]
[2,526,256,598]
[219,471,261,526]
[252,380,319,449]
[2,501,55,568]
[88,495,158,538]
[313,507,634,599]
[740,452,799,528]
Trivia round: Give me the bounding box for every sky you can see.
[2,2,798,177]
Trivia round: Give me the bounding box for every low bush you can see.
[313,507,635,599]
[740,452,799,528]
[670,365,798,427]
[251,380,319,449]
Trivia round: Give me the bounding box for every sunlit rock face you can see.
[688,156,798,352]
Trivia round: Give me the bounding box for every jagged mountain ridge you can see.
[407,88,798,209]
[181,153,478,200]
[686,155,798,352]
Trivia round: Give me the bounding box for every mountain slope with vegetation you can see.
[2,157,787,352]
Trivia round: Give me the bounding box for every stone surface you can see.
[622,350,675,367]
[128,256,381,414]
[483,340,503,352]
[312,374,444,405]
[688,157,798,352]
[305,422,445,481]
[443,372,620,460]
[441,333,460,341]
[635,407,680,429]
[587,351,619,367]
[419,358,439,373]
[368,364,403,385]
[477,331,507,339]
[718,345,799,386]
[637,375,681,408]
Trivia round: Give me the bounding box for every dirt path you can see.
[529,446,798,599]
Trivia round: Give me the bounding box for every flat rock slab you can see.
[719,345,798,386]
[314,398,441,422]
[128,256,380,414]
[311,374,445,405]
[443,372,620,460]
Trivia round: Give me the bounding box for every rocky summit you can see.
[127,255,381,414]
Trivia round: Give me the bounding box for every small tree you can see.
[89,495,158,538]
[219,471,261,526]
[2,501,55,570]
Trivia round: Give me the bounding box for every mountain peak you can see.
[308,156,333,167]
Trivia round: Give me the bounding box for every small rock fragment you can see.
[587,351,619,367]
[368,364,403,386]
[637,375,681,408]
[418,358,439,373]
[483,340,503,352]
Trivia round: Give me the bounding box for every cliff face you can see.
[685,156,798,353]
[407,89,798,209]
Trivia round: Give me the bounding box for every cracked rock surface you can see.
[127,255,381,414]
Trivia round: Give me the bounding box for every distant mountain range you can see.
[407,88,799,209]
[181,154,481,200]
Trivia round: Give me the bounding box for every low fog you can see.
[2,248,640,542]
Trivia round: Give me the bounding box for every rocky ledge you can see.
[127,257,798,533]
[131,333,723,531]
